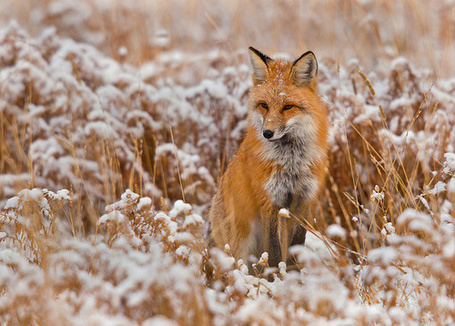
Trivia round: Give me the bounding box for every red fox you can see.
[208,47,329,268]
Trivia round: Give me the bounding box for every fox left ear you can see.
[248,46,272,85]
[290,51,318,89]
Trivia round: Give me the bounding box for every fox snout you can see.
[262,126,286,141]
[261,123,287,141]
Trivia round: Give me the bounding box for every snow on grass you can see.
[326,224,347,240]
[278,208,290,218]
[1,4,455,325]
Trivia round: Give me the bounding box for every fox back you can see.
[208,47,329,269]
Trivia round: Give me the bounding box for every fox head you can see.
[247,47,325,144]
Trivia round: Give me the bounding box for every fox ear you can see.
[290,51,318,89]
[248,47,272,85]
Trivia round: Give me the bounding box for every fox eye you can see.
[283,105,294,111]
[258,103,268,110]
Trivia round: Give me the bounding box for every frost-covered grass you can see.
[1,1,455,325]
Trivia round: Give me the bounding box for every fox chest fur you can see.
[262,129,321,208]
[208,47,329,268]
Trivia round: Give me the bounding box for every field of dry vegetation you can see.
[1,0,455,325]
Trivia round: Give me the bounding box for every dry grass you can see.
[1,0,455,325]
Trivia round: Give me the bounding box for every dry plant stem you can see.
[170,127,185,202]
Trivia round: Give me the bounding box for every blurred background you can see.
[1,0,454,76]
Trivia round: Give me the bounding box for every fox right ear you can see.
[248,47,272,85]
[290,51,318,89]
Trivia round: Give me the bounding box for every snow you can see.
[444,153,455,174]
[368,246,398,265]
[370,185,385,201]
[5,196,19,210]
[327,224,347,240]
[381,222,396,240]
[210,247,236,271]
[143,316,178,326]
[99,210,125,225]
[429,181,447,194]
[137,197,152,210]
[169,200,192,218]
[183,213,203,227]
[448,178,455,195]
[278,208,290,218]
[442,238,455,258]
[0,3,455,324]
[396,209,434,234]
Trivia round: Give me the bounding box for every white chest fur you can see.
[264,161,318,208]
[261,126,321,208]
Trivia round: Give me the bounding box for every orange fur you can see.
[208,47,329,268]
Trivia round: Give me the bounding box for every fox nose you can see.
[263,130,274,139]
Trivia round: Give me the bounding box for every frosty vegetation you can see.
[1,1,455,325]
